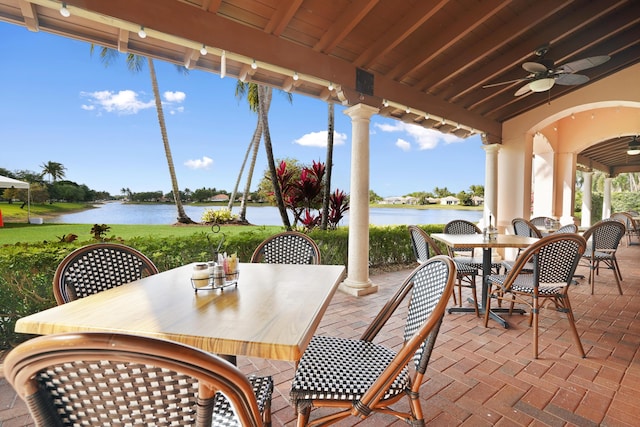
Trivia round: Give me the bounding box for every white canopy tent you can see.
[0,175,30,222]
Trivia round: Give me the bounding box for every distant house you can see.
[440,196,460,205]
[471,196,484,206]
[210,194,230,202]
[380,196,418,205]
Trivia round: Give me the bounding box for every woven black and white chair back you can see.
[584,220,625,251]
[532,235,584,285]
[530,216,554,227]
[4,333,272,427]
[408,225,441,264]
[403,256,455,369]
[512,218,542,238]
[54,243,159,304]
[250,231,321,264]
[556,224,578,233]
[444,219,481,257]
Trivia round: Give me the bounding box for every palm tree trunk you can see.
[147,58,193,224]
[258,85,290,229]
[239,122,262,222]
[227,132,256,213]
[320,102,335,230]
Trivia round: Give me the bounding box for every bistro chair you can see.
[409,225,479,315]
[483,233,587,359]
[501,218,542,273]
[556,223,578,233]
[289,256,455,426]
[443,219,502,274]
[250,231,321,264]
[610,211,639,246]
[530,216,555,228]
[53,243,159,305]
[581,219,625,295]
[3,332,273,427]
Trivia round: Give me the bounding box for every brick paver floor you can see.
[2,242,639,426]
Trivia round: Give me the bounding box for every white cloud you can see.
[185,156,213,169]
[396,138,411,151]
[374,121,463,150]
[164,91,186,103]
[80,90,155,115]
[294,130,347,147]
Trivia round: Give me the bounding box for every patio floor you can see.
[1,242,639,426]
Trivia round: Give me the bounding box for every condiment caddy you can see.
[190,253,239,292]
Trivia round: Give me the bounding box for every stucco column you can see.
[602,177,612,219]
[482,144,500,229]
[556,152,576,225]
[581,171,593,227]
[532,151,554,218]
[340,104,379,297]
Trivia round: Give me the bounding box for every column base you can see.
[338,278,378,296]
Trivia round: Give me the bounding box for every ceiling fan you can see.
[483,45,610,96]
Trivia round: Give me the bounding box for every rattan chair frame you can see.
[4,332,272,427]
[53,243,159,305]
[408,225,479,315]
[250,231,321,264]
[289,256,456,426]
[610,211,639,246]
[581,220,625,295]
[502,218,542,273]
[483,233,587,359]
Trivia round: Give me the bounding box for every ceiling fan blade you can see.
[514,82,532,96]
[558,55,610,73]
[482,77,529,88]
[522,62,547,73]
[555,73,589,86]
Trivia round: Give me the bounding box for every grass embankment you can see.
[0,201,91,221]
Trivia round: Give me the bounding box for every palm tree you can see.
[320,102,335,230]
[258,85,291,228]
[229,82,289,225]
[40,161,66,183]
[91,46,194,224]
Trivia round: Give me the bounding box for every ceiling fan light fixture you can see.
[627,137,640,156]
[529,78,554,92]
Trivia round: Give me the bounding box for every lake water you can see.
[49,202,483,226]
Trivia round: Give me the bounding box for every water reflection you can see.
[49,201,483,226]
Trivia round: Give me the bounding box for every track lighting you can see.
[60,2,70,17]
[328,82,334,91]
[138,26,147,39]
[293,72,299,81]
[251,59,257,70]
[200,44,207,56]
[382,99,389,107]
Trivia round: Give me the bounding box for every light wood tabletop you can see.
[15,263,346,362]
[431,233,538,328]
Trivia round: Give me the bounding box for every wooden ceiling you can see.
[1,0,639,173]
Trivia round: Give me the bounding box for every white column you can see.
[482,144,500,228]
[581,171,593,227]
[602,177,612,219]
[556,152,576,225]
[532,152,554,218]
[340,104,378,297]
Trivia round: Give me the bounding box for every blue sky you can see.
[0,22,485,198]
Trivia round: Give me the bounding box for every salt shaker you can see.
[192,263,210,288]
[213,264,226,287]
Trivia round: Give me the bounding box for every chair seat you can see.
[453,256,502,272]
[488,274,567,295]
[582,249,615,260]
[453,260,478,275]
[213,375,273,426]
[290,335,409,402]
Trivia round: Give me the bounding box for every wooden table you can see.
[431,233,538,328]
[15,263,346,362]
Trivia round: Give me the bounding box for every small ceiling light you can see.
[327,82,334,91]
[293,72,299,81]
[200,44,208,56]
[627,136,640,156]
[529,78,555,92]
[405,107,411,114]
[571,113,575,119]
[441,118,446,125]
[220,51,226,78]
[138,26,147,39]
[251,59,257,70]
[60,2,70,17]
[424,113,430,120]
[382,99,389,107]
[456,123,461,129]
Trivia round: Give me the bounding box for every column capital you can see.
[482,143,501,154]
[344,103,379,120]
